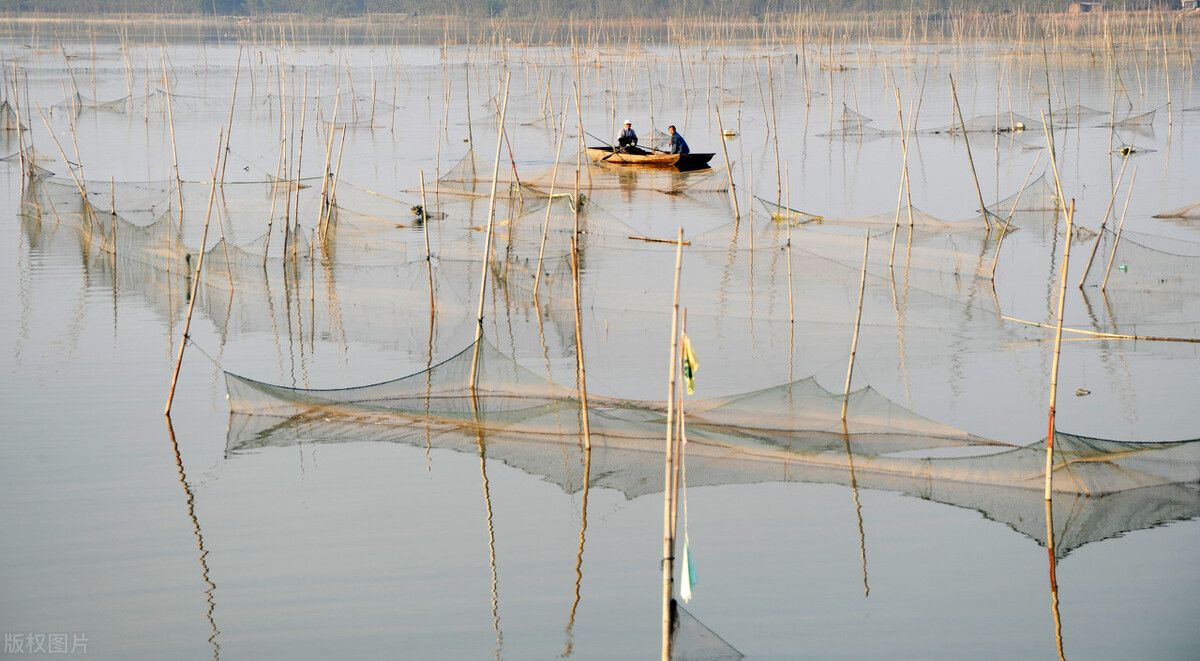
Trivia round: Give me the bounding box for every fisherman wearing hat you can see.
[617,119,638,151]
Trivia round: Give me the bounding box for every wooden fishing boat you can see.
[586,146,714,171]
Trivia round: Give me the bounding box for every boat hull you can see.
[585,147,714,171]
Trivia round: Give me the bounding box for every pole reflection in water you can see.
[1045,497,1066,661]
[474,423,503,660]
[841,423,869,598]
[561,439,591,658]
[165,416,221,660]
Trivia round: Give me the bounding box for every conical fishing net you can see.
[0,100,27,131]
[1154,200,1200,220]
[1104,108,1156,130]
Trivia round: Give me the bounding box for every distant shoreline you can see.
[0,9,1195,46]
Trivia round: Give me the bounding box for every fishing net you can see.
[924,112,1038,135]
[1048,104,1106,127]
[671,603,743,661]
[0,100,26,131]
[753,196,824,225]
[1104,108,1156,130]
[839,103,874,130]
[1153,200,1200,220]
[56,91,134,113]
[223,340,1200,552]
[817,122,888,140]
[1079,227,1200,293]
[991,173,1061,215]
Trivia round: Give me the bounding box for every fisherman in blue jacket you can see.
[617,119,638,150]
[667,125,690,155]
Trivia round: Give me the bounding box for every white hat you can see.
[624,119,632,125]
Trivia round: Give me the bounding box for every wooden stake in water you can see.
[1076,154,1128,288]
[570,232,592,452]
[841,231,870,422]
[990,153,1044,281]
[533,106,569,300]
[661,226,684,661]
[1101,166,1138,292]
[164,127,225,417]
[469,73,511,391]
[949,74,990,231]
[1043,200,1075,501]
[420,171,435,321]
[714,105,740,219]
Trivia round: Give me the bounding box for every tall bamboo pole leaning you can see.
[714,105,740,219]
[1043,200,1075,501]
[533,106,569,300]
[468,74,512,392]
[570,231,592,451]
[316,95,341,240]
[841,231,870,422]
[1076,154,1128,288]
[949,74,990,231]
[420,171,435,320]
[661,226,684,661]
[1101,166,1138,292]
[218,47,243,185]
[164,127,225,417]
[161,49,185,232]
[990,153,1044,281]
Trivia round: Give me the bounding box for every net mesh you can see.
[1,100,27,131]
[1153,200,1200,220]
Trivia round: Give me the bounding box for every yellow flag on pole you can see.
[681,333,699,395]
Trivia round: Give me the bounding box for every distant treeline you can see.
[0,0,1188,17]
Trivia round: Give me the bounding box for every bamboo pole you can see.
[469,74,512,391]
[841,231,870,422]
[1043,200,1075,501]
[291,74,309,258]
[714,105,740,219]
[887,86,910,269]
[533,107,569,300]
[1001,315,1200,344]
[949,74,990,231]
[218,47,243,185]
[989,153,1044,281]
[316,95,341,240]
[1039,111,1068,215]
[161,50,185,231]
[1101,165,1138,292]
[164,127,225,417]
[785,162,795,327]
[661,226,684,661]
[570,232,592,451]
[1076,154,1128,288]
[420,172,435,321]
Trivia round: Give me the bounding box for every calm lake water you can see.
[1,30,1198,660]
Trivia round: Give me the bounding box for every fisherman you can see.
[617,119,638,151]
[667,125,690,155]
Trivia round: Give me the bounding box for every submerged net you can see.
[1049,104,1107,127]
[1154,200,1200,220]
[671,603,743,661]
[992,173,1061,214]
[924,112,1038,135]
[754,196,824,225]
[224,338,1199,498]
[1,100,26,131]
[224,341,1200,557]
[1079,228,1200,293]
[1104,108,1156,130]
